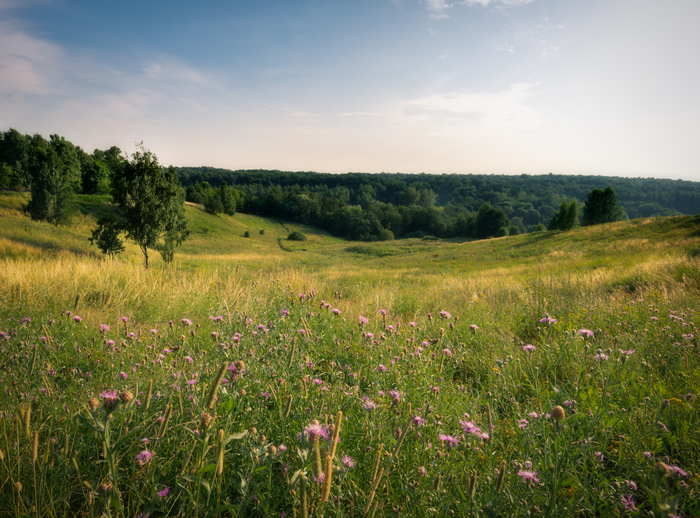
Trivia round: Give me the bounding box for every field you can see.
[1,191,700,517]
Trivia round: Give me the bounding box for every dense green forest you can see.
[177,166,700,240]
[3,128,700,242]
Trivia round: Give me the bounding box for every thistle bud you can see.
[119,391,134,403]
[551,405,565,421]
[88,397,99,410]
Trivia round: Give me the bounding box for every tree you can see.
[109,146,189,268]
[548,200,579,231]
[25,134,81,225]
[89,218,125,258]
[582,187,624,226]
[475,203,510,239]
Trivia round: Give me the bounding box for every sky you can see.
[1,0,699,180]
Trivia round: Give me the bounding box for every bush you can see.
[259,229,265,235]
[287,231,307,241]
[243,230,250,238]
[377,229,394,241]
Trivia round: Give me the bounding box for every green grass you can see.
[1,191,700,517]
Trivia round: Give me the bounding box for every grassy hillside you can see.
[1,191,700,517]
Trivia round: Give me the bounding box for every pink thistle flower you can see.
[157,487,170,498]
[523,344,536,352]
[518,470,540,484]
[359,315,369,325]
[439,434,459,447]
[135,450,153,465]
[100,324,110,333]
[181,318,192,326]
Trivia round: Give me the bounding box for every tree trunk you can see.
[144,245,150,269]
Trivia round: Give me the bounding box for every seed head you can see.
[268,444,278,456]
[119,391,134,403]
[551,405,565,421]
[235,360,245,372]
[88,397,99,410]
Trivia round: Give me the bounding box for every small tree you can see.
[108,145,189,268]
[89,218,125,258]
[582,187,624,226]
[548,200,580,231]
[287,231,307,241]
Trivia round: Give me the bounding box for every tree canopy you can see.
[582,187,624,226]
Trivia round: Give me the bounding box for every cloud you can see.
[0,20,65,96]
[424,0,451,19]
[402,82,542,136]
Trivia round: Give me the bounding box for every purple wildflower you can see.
[518,470,540,484]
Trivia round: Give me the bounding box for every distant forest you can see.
[3,128,699,242]
[177,166,700,240]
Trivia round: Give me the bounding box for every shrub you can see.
[377,229,394,241]
[243,230,250,238]
[259,229,265,235]
[287,231,307,241]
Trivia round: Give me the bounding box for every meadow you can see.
[1,191,700,517]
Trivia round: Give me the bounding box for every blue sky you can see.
[1,0,699,180]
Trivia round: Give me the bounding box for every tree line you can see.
[177,167,700,241]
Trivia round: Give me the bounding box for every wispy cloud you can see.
[402,82,542,135]
[424,0,451,19]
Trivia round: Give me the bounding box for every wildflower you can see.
[440,310,451,319]
[578,329,594,338]
[389,390,401,404]
[442,348,452,357]
[279,444,287,452]
[298,293,306,300]
[332,308,341,315]
[626,480,637,490]
[621,494,637,511]
[359,315,369,326]
[594,353,609,361]
[119,371,128,379]
[539,316,557,325]
[409,321,417,327]
[380,309,387,315]
[378,364,387,372]
[303,420,327,443]
[181,318,192,326]
[412,415,427,426]
[136,450,154,466]
[120,316,128,323]
[341,455,356,469]
[620,349,635,356]
[362,399,377,411]
[470,324,479,333]
[439,434,459,447]
[528,412,539,418]
[22,317,31,325]
[157,487,170,498]
[518,419,529,429]
[522,344,536,352]
[667,465,689,477]
[280,309,290,317]
[73,316,83,323]
[643,452,652,459]
[418,466,428,477]
[184,356,193,363]
[100,324,110,333]
[150,328,158,334]
[518,470,540,484]
[100,390,119,412]
[595,452,604,462]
